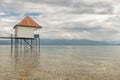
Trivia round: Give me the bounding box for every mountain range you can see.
[0,39,115,45]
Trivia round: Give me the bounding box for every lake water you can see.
[0,45,120,80]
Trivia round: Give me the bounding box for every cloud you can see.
[0,0,120,41]
[67,1,113,14]
[0,12,6,16]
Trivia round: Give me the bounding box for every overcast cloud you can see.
[0,0,120,41]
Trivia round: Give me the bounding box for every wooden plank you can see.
[0,37,34,39]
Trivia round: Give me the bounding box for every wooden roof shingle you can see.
[14,16,42,28]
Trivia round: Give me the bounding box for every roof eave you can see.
[13,25,42,29]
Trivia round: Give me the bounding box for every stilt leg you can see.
[11,34,13,54]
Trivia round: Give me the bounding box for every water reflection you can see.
[1,45,120,80]
[12,47,40,79]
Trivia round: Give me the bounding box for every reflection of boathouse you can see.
[13,48,40,79]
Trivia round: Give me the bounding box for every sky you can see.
[0,0,120,41]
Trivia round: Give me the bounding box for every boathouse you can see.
[10,16,42,50]
[0,16,42,52]
[14,16,42,38]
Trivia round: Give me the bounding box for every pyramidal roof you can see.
[14,16,42,28]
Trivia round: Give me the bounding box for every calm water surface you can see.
[0,45,120,80]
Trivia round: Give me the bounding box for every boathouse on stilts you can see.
[12,16,42,50]
[0,16,42,52]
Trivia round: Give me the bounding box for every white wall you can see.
[15,26,37,38]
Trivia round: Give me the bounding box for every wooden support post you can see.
[39,38,40,51]
[24,39,25,49]
[11,34,13,54]
[17,39,18,48]
[17,39,19,48]
[36,39,37,49]
[15,38,17,48]
[15,39,17,48]
[20,39,22,49]
[31,39,33,48]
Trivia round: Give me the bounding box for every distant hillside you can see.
[40,39,111,45]
[0,40,11,45]
[0,39,112,45]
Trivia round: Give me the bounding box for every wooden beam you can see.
[23,39,32,48]
[0,37,34,39]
